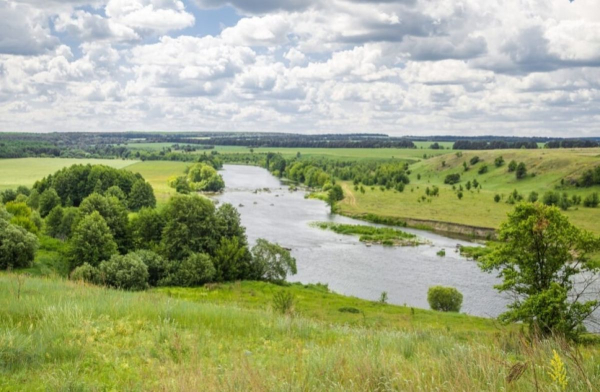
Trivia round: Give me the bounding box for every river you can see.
[215,164,515,318]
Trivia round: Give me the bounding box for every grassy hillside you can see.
[1,274,598,391]
[339,148,600,234]
[0,158,137,191]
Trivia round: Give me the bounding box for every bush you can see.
[128,180,156,211]
[528,191,539,203]
[250,239,297,283]
[272,291,295,315]
[338,307,361,314]
[469,156,480,165]
[70,263,99,284]
[98,253,149,291]
[427,286,463,312]
[162,253,215,287]
[0,218,39,269]
[508,160,517,172]
[494,194,501,203]
[10,216,39,234]
[583,193,599,208]
[543,191,560,206]
[444,173,460,185]
[131,250,168,286]
[516,162,527,179]
[67,211,118,269]
[494,156,505,167]
[478,165,488,174]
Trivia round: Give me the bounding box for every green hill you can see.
[1,274,598,391]
[339,148,600,234]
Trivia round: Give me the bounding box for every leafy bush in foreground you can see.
[98,253,149,291]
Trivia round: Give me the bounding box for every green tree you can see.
[39,188,61,217]
[516,162,527,179]
[78,193,130,252]
[250,239,297,283]
[427,286,463,312]
[212,236,250,282]
[45,206,65,238]
[128,180,156,211]
[68,211,118,269]
[508,160,517,173]
[0,218,39,269]
[479,203,600,339]
[26,189,40,209]
[583,193,599,208]
[160,194,217,261]
[494,156,505,167]
[130,207,165,250]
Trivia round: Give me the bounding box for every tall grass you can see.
[0,274,598,391]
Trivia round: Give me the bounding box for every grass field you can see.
[213,145,451,161]
[0,158,188,205]
[0,158,137,191]
[126,161,189,204]
[1,274,598,391]
[339,148,600,234]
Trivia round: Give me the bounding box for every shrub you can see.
[71,263,99,284]
[469,156,480,165]
[444,173,461,185]
[427,286,463,312]
[508,160,517,172]
[5,202,31,218]
[162,253,215,287]
[338,307,360,314]
[272,291,295,315]
[478,165,488,174]
[128,180,156,211]
[494,156,505,167]
[437,249,446,257]
[10,216,39,234]
[0,218,39,269]
[98,253,149,291]
[457,191,463,200]
[494,194,501,203]
[528,191,539,203]
[379,291,388,304]
[516,162,527,179]
[583,193,599,208]
[131,250,168,286]
[543,191,560,206]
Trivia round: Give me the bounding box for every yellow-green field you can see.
[0,158,137,190]
[0,158,188,205]
[339,148,600,234]
[126,161,189,204]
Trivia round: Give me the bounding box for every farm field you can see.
[0,158,137,191]
[339,148,600,234]
[2,274,597,391]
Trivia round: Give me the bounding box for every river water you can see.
[216,164,511,318]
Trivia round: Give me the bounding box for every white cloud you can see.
[1,0,600,136]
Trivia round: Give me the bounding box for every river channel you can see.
[216,164,510,318]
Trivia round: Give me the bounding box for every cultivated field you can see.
[0,158,136,191]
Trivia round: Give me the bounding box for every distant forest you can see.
[0,132,598,159]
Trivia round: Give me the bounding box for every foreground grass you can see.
[0,158,137,191]
[1,276,599,391]
[339,148,600,234]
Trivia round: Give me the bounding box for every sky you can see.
[0,0,599,137]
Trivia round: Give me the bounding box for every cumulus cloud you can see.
[1,0,600,136]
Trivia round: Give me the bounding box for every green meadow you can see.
[1,274,598,391]
[339,148,600,234]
